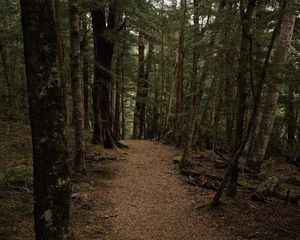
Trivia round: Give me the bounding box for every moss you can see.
[73,180,95,192]
[7,236,32,240]
[42,209,53,227]
[1,164,33,189]
[0,146,10,156]
[95,144,105,151]
[110,233,121,240]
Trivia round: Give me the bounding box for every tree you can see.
[91,0,116,148]
[20,0,72,239]
[69,0,86,174]
[246,0,297,172]
[211,0,296,205]
[174,0,186,144]
[226,0,257,197]
[0,0,26,123]
[133,33,145,139]
[81,15,91,130]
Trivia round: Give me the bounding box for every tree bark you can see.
[69,0,86,174]
[141,41,153,138]
[91,2,115,148]
[247,0,297,172]
[133,33,145,139]
[159,0,166,136]
[234,0,257,151]
[54,0,69,126]
[0,43,12,121]
[226,0,257,197]
[181,60,209,168]
[20,0,72,239]
[286,85,297,146]
[81,16,90,130]
[114,48,121,140]
[212,0,294,204]
[120,38,126,139]
[174,0,186,144]
[190,0,200,100]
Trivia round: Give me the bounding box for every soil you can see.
[102,140,231,240]
[0,122,299,240]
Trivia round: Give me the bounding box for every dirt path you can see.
[103,140,228,240]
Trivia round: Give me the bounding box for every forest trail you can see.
[103,140,227,240]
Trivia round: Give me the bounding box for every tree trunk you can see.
[113,42,122,140]
[120,39,126,139]
[198,74,217,149]
[159,0,166,136]
[54,0,69,126]
[20,1,72,239]
[226,0,257,197]
[133,33,145,139]
[140,41,153,138]
[91,3,115,148]
[225,74,235,151]
[190,0,200,102]
[0,43,11,121]
[174,0,186,144]
[181,60,209,168]
[234,0,257,151]
[81,16,90,130]
[69,0,86,174]
[212,0,294,204]
[247,0,297,172]
[286,85,297,146]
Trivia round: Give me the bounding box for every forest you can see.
[0,0,300,239]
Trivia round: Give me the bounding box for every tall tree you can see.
[81,15,90,130]
[113,43,122,140]
[20,0,72,239]
[91,0,116,148]
[55,0,69,126]
[69,0,86,174]
[160,0,166,136]
[142,41,153,137]
[133,33,145,139]
[211,0,295,205]
[234,0,256,150]
[227,0,257,197]
[246,0,297,172]
[174,0,187,144]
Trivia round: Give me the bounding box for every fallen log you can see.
[214,148,230,161]
[251,176,300,205]
[283,176,300,187]
[184,176,219,191]
[180,168,222,181]
[94,156,118,161]
[151,130,173,142]
[277,149,300,171]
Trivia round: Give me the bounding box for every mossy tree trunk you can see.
[247,0,297,172]
[20,0,72,239]
[69,0,86,174]
[212,0,294,205]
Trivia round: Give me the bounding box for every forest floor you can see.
[0,122,300,240]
